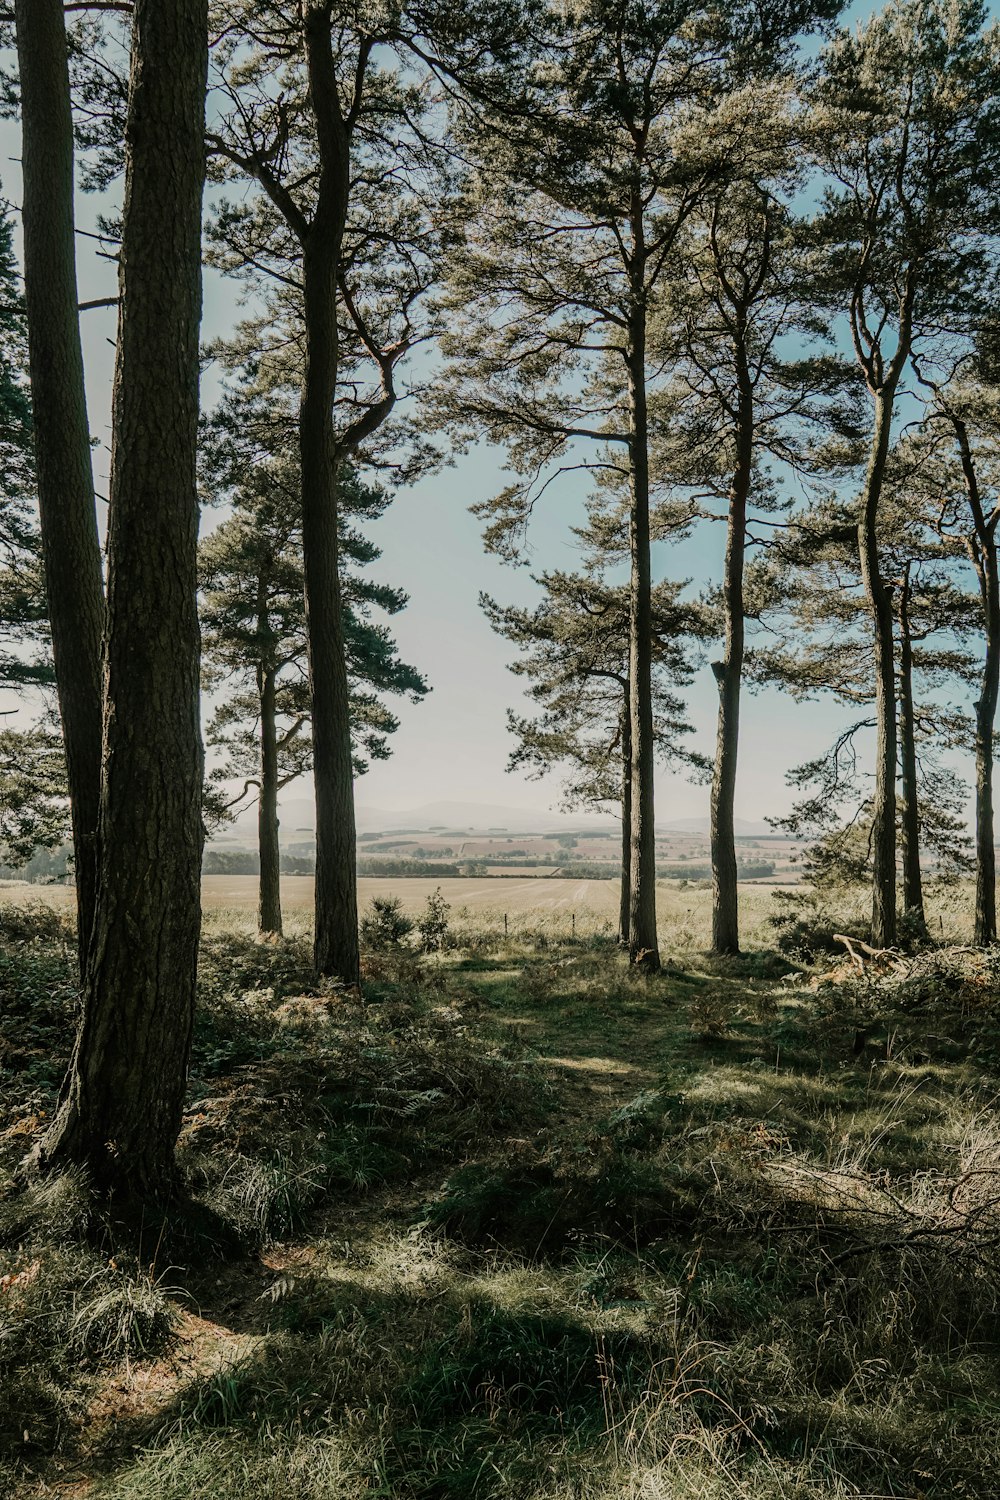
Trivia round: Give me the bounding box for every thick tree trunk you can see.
[625,296,659,972]
[619,704,632,947]
[301,11,359,987]
[857,391,898,948]
[15,0,105,973]
[34,0,208,1200]
[710,351,751,957]
[258,665,282,938]
[896,567,925,932]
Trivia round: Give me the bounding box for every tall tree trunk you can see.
[857,390,898,948]
[619,702,632,947]
[34,0,208,1200]
[258,664,282,938]
[974,590,1000,946]
[15,0,105,974]
[710,344,752,957]
[625,231,659,972]
[896,565,925,932]
[953,415,1000,946]
[301,10,359,987]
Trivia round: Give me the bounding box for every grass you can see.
[0,884,998,1497]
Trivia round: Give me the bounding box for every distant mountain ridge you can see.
[218,797,775,840]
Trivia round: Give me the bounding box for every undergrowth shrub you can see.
[416,888,451,953]
[69,1268,179,1362]
[360,895,414,951]
[0,899,74,948]
[183,992,546,1245]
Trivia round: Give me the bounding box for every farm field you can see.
[0,873,621,917]
[0,874,976,948]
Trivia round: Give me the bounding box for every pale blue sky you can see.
[1,1,993,824]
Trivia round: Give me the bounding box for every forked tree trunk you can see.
[15,0,105,973]
[953,415,1000,946]
[619,704,632,947]
[34,0,208,1200]
[301,10,360,987]
[857,391,898,948]
[896,566,925,932]
[258,664,282,938]
[710,343,752,957]
[625,252,659,972]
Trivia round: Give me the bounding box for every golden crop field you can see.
[0,873,810,948]
[1,872,973,948]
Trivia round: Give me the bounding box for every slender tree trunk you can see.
[619,703,632,947]
[857,390,898,948]
[258,664,282,938]
[896,566,925,932]
[15,0,104,974]
[953,415,1000,946]
[624,217,658,972]
[34,0,208,1200]
[974,586,1000,946]
[710,345,752,957]
[300,11,359,987]
[300,243,359,985]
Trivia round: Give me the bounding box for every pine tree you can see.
[201,460,427,938]
[483,567,710,944]
[14,0,104,970]
[35,0,209,1202]
[809,0,1000,944]
[437,0,839,969]
[206,0,444,985]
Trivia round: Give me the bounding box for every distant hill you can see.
[659,816,773,837]
[221,797,618,840]
[214,798,782,845]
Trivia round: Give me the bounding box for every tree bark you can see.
[625,286,659,972]
[953,415,1000,946]
[257,659,282,937]
[974,589,1000,946]
[857,390,898,948]
[300,8,360,986]
[15,0,105,974]
[710,333,752,957]
[896,565,925,931]
[34,0,208,1200]
[619,702,632,947]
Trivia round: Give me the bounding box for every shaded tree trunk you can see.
[15,0,105,974]
[301,10,359,987]
[896,565,925,932]
[625,229,659,972]
[257,661,282,938]
[619,704,632,947]
[857,390,898,948]
[710,340,752,957]
[974,587,1000,946]
[953,415,1000,946]
[34,0,208,1200]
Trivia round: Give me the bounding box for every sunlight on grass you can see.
[3,895,1000,1497]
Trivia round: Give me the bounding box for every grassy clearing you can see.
[0,886,998,1497]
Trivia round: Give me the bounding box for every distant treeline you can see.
[661,860,777,882]
[555,860,775,881]
[199,848,778,881]
[204,849,313,876]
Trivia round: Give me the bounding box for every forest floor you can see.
[1,887,999,1498]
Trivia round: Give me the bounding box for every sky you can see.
[0,2,990,827]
